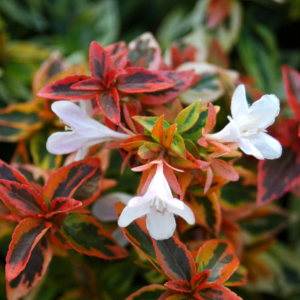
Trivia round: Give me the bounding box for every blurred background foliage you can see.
[1,0,300,300]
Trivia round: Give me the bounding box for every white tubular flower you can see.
[92,193,133,247]
[92,192,132,222]
[206,85,282,160]
[118,162,195,240]
[47,100,130,160]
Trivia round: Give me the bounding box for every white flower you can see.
[206,85,282,160]
[118,162,195,240]
[92,192,132,222]
[47,100,130,160]
[92,193,133,247]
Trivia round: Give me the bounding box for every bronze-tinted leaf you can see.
[6,218,51,281]
[154,236,196,282]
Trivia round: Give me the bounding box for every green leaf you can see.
[237,23,280,93]
[220,178,256,210]
[133,116,170,133]
[170,133,186,158]
[174,100,201,133]
[181,108,208,141]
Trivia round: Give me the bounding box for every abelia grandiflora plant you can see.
[0,32,287,300]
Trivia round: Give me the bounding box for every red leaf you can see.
[105,41,128,69]
[43,158,100,204]
[282,65,300,121]
[163,165,182,196]
[70,166,103,207]
[139,70,195,105]
[210,159,239,181]
[207,0,231,29]
[71,78,104,90]
[257,146,300,205]
[96,87,120,124]
[171,44,197,69]
[191,270,211,291]
[153,236,196,282]
[0,180,45,217]
[117,67,175,93]
[6,218,51,281]
[0,160,31,186]
[164,280,192,293]
[205,103,217,134]
[162,124,177,148]
[6,237,52,300]
[45,197,82,218]
[48,229,72,249]
[37,75,97,100]
[151,115,164,143]
[194,284,242,300]
[89,41,113,80]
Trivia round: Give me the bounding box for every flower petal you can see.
[236,94,280,132]
[112,227,129,247]
[206,119,240,143]
[231,84,249,120]
[146,209,176,240]
[118,201,150,227]
[46,131,86,155]
[147,163,173,200]
[51,101,100,130]
[49,101,129,156]
[238,137,264,160]
[165,198,195,225]
[74,146,89,161]
[92,193,132,222]
[249,132,282,159]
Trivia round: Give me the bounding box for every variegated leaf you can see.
[139,70,195,105]
[125,284,167,300]
[89,41,113,80]
[6,237,52,300]
[174,100,201,134]
[196,239,239,285]
[194,284,242,300]
[127,32,162,70]
[61,214,127,259]
[37,75,97,100]
[190,193,221,236]
[0,160,31,186]
[154,236,196,282]
[117,67,175,93]
[0,180,45,217]
[181,107,208,141]
[43,158,100,205]
[6,218,51,281]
